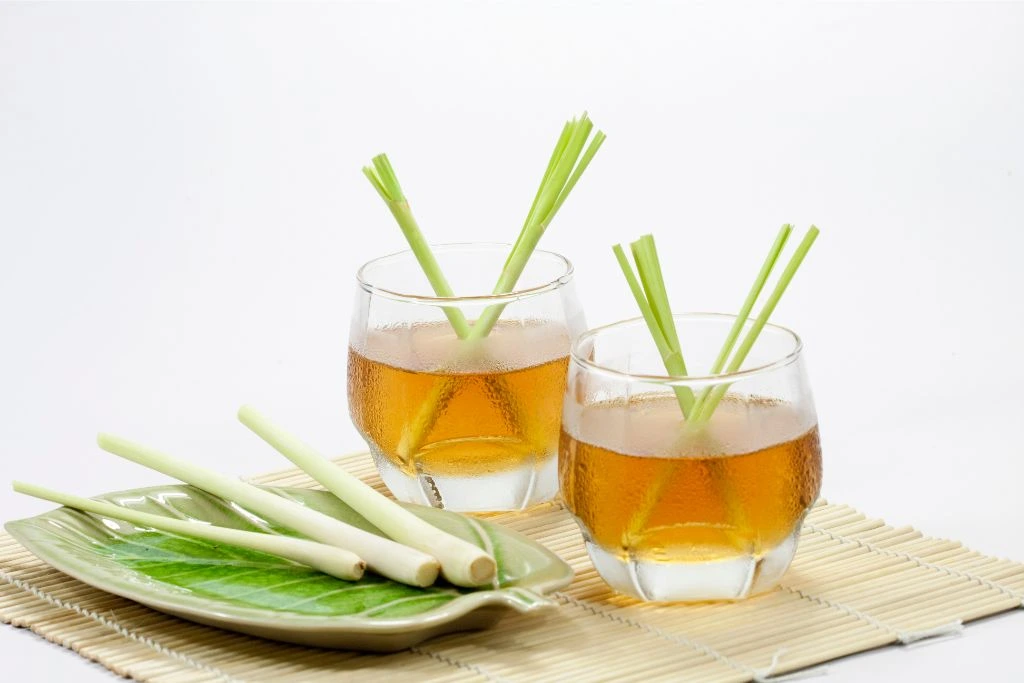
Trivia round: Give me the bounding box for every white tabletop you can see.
[1,2,1022,681]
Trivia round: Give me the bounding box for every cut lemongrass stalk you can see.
[631,234,689,385]
[688,224,793,417]
[631,235,682,358]
[613,238,695,416]
[509,121,572,260]
[95,433,441,587]
[363,154,471,338]
[394,114,605,460]
[12,481,366,581]
[471,116,605,338]
[693,226,820,424]
[237,406,497,587]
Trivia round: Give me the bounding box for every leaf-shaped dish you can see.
[5,485,572,651]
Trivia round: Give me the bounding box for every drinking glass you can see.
[560,314,822,601]
[349,243,586,511]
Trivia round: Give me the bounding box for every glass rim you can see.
[355,242,575,305]
[571,312,804,386]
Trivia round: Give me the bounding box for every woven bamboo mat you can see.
[2,453,1023,682]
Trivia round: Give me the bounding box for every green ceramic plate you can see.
[5,485,573,651]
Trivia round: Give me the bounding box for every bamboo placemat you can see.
[2,452,1023,682]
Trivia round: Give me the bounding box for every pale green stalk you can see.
[612,240,695,415]
[693,226,820,423]
[363,154,471,338]
[472,117,606,338]
[96,433,441,587]
[237,406,496,587]
[549,128,607,220]
[688,224,793,417]
[631,235,685,370]
[507,121,573,262]
[12,481,366,581]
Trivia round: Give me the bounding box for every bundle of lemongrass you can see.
[614,226,819,540]
[364,113,605,462]
[13,406,496,588]
[615,224,819,425]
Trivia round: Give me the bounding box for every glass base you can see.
[583,527,801,601]
[371,448,558,512]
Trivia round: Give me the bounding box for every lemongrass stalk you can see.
[631,235,683,365]
[12,481,365,581]
[688,224,793,417]
[509,121,573,259]
[238,406,496,587]
[548,128,607,224]
[613,239,695,415]
[363,154,471,338]
[473,120,606,338]
[395,115,605,460]
[693,226,820,423]
[96,434,440,587]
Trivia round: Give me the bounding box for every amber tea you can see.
[561,394,821,559]
[560,388,822,600]
[349,320,570,509]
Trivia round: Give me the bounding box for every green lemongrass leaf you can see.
[695,226,820,422]
[689,224,793,417]
[613,244,695,415]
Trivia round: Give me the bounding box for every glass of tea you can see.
[348,243,586,512]
[560,313,822,601]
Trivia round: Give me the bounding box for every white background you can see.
[2,2,1022,681]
